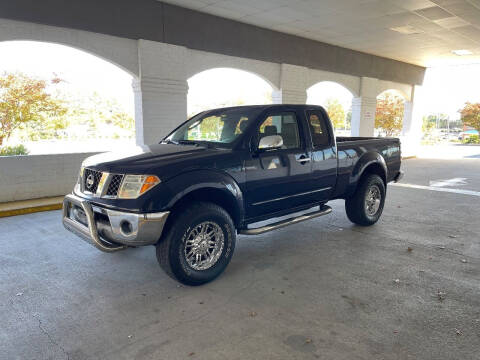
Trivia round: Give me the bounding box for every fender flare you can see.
[157,169,245,226]
[347,152,387,196]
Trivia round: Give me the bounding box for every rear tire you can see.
[345,174,386,226]
[156,202,236,286]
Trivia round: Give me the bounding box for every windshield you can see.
[166,107,262,147]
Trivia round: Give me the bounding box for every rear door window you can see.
[306,111,330,148]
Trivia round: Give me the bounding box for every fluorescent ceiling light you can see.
[452,49,473,56]
[390,26,424,35]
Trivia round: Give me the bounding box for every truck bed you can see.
[333,136,402,199]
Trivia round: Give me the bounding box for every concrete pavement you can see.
[1,158,479,359]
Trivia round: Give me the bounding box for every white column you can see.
[350,77,379,137]
[272,90,283,104]
[274,64,308,104]
[400,85,423,157]
[132,79,145,145]
[134,40,188,145]
[402,100,414,136]
[280,89,308,104]
[351,97,377,136]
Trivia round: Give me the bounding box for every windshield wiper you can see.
[161,139,179,145]
[163,139,220,149]
[177,139,200,146]
[178,140,216,148]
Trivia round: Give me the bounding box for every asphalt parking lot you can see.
[1,158,479,360]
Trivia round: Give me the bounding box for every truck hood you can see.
[82,143,228,175]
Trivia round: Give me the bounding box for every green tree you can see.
[83,92,134,131]
[53,92,134,140]
[424,113,450,129]
[325,98,346,129]
[345,110,352,130]
[459,102,480,134]
[422,116,436,136]
[375,92,404,136]
[0,72,67,145]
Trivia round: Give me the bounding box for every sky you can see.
[0,41,135,113]
[307,82,353,110]
[421,64,480,120]
[1,40,480,123]
[187,68,273,116]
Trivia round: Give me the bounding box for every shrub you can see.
[0,144,30,156]
[463,135,479,144]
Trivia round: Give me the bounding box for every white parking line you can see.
[429,178,467,187]
[391,183,480,197]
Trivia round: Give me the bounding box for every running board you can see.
[239,205,332,235]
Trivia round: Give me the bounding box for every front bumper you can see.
[62,194,169,252]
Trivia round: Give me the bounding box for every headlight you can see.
[118,175,161,199]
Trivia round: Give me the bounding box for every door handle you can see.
[296,156,311,164]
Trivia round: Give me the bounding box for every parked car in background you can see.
[459,129,479,140]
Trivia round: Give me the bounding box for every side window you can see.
[258,112,301,149]
[234,117,249,135]
[307,111,330,147]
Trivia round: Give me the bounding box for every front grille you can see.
[83,168,103,194]
[106,174,124,197]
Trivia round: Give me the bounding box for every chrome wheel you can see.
[184,221,225,271]
[365,184,381,216]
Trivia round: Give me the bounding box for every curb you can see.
[0,197,64,218]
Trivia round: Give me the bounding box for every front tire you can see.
[156,202,236,286]
[345,174,386,226]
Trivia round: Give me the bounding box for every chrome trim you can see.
[259,135,283,150]
[365,184,381,216]
[62,194,170,252]
[102,194,119,199]
[79,169,126,199]
[252,187,332,206]
[183,221,225,271]
[79,167,85,193]
[62,194,125,252]
[96,172,111,197]
[240,205,332,235]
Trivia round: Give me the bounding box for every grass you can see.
[0,144,29,156]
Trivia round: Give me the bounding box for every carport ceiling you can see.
[160,0,480,66]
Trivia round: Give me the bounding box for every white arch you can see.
[376,80,412,101]
[376,88,408,101]
[0,18,139,77]
[187,67,277,91]
[306,80,356,99]
[307,69,360,97]
[186,50,281,91]
[306,81,355,117]
[186,67,276,115]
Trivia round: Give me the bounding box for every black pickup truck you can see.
[63,105,403,285]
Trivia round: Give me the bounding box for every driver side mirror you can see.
[258,135,284,151]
